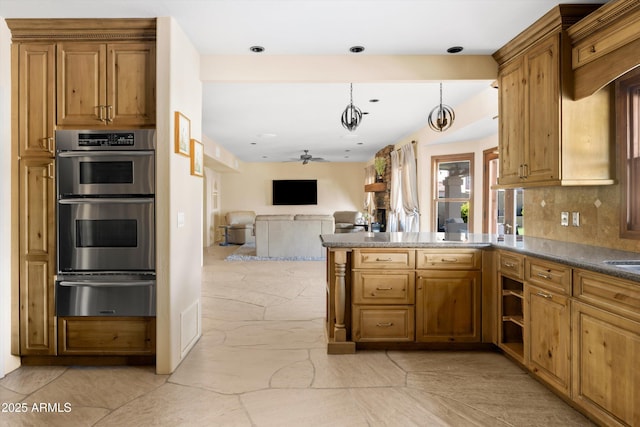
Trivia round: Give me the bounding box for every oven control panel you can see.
[78,132,135,147]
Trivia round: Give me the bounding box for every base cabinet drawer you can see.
[58,317,156,355]
[352,306,414,342]
[352,271,415,305]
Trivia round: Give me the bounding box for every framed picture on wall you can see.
[175,111,191,156]
[191,138,204,177]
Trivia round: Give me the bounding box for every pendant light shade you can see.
[428,83,455,132]
[341,83,362,132]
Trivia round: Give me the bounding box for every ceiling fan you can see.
[293,150,327,165]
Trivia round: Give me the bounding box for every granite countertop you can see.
[320,232,640,283]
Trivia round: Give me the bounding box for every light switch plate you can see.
[561,211,569,226]
[572,212,580,227]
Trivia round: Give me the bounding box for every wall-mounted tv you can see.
[272,179,317,205]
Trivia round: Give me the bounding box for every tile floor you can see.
[0,245,594,426]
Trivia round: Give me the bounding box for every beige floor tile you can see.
[95,383,251,427]
[202,295,266,321]
[169,346,309,394]
[218,319,326,350]
[388,350,524,375]
[241,388,370,427]
[310,349,406,388]
[25,366,167,410]
[0,405,110,427]
[264,296,326,321]
[0,366,68,395]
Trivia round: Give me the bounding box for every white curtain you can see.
[363,165,375,220]
[388,150,404,232]
[401,143,420,231]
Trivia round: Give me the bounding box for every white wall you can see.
[220,162,366,216]
[0,17,20,378]
[156,17,203,374]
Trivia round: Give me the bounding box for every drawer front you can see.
[352,306,415,342]
[574,269,640,319]
[499,251,524,280]
[353,249,415,269]
[417,249,481,270]
[525,258,571,295]
[353,271,415,305]
[58,317,156,355]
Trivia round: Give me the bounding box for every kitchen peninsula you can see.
[321,232,640,426]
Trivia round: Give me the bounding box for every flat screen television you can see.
[272,179,317,205]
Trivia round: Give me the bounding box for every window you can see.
[483,148,524,236]
[432,153,473,233]
[617,68,640,239]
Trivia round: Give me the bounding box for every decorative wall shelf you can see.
[365,182,386,192]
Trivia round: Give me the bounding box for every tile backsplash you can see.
[523,184,640,253]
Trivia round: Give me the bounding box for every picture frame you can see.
[190,138,204,177]
[175,111,191,156]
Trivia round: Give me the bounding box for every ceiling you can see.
[0,0,608,163]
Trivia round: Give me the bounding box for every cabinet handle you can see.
[47,137,54,152]
[537,272,552,280]
[47,163,54,179]
[375,257,393,262]
[98,105,105,122]
[106,105,113,123]
[375,287,393,290]
[441,257,458,263]
[518,164,523,178]
[504,262,515,268]
[536,291,552,299]
[376,322,394,328]
[523,164,529,178]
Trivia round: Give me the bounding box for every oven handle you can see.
[58,280,155,287]
[57,151,153,157]
[58,198,154,204]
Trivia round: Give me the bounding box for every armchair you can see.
[333,211,364,233]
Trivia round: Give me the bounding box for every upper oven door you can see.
[57,151,155,197]
[58,198,155,273]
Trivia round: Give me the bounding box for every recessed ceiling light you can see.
[349,46,365,53]
[362,112,370,115]
[357,142,364,145]
[250,142,257,145]
[250,46,265,53]
[345,149,351,152]
[369,99,379,103]
[447,46,464,54]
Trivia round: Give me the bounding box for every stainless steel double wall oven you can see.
[56,130,156,317]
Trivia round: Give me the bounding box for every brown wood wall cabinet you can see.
[493,4,615,188]
[8,18,156,359]
[568,0,640,100]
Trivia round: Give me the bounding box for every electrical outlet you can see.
[561,211,569,226]
[572,212,580,227]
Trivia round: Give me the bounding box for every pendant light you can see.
[428,82,455,132]
[341,83,363,132]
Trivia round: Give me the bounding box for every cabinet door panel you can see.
[107,42,156,126]
[18,43,55,157]
[498,58,526,185]
[525,34,560,182]
[19,159,56,355]
[525,284,570,395]
[57,42,106,126]
[416,271,481,342]
[572,301,640,427]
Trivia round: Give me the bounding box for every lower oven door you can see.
[58,198,155,272]
[56,278,156,316]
